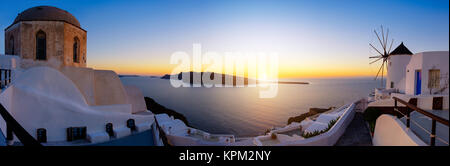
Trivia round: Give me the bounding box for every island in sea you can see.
[161,72,309,87]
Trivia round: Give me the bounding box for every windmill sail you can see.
[369,25,394,87]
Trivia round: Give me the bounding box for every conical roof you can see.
[390,42,413,55]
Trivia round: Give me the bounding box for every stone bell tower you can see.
[4,6,87,70]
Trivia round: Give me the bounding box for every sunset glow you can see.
[1,0,448,78]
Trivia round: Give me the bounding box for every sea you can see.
[121,77,379,137]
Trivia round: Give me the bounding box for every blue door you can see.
[415,70,421,95]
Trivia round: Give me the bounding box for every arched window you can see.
[36,30,46,60]
[9,36,14,55]
[73,37,80,63]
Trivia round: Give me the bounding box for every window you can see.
[428,69,440,89]
[36,30,46,60]
[9,36,14,55]
[390,82,394,88]
[73,37,80,63]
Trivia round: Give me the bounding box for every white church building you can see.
[0,6,155,145]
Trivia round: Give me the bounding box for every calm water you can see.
[121,77,379,137]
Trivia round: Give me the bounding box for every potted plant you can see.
[271,133,277,140]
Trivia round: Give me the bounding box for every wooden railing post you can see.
[0,69,3,88]
[8,70,11,85]
[406,108,411,129]
[393,97,449,146]
[5,69,7,86]
[154,119,170,146]
[6,69,9,85]
[431,119,436,146]
[394,99,397,109]
[6,123,13,146]
[0,104,41,146]
[2,69,4,87]
[0,69,12,88]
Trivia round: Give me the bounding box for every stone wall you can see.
[4,23,21,55]
[17,21,65,69]
[63,23,87,67]
[4,21,87,70]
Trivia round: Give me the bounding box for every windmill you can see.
[369,25,394,87]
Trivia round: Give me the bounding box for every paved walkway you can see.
[335,112,372,146]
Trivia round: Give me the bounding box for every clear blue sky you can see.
[0,0,448,77]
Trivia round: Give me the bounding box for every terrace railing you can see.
[0,69,12,89]
[393,96,449,146]
[154,117,171,146]
[0,103,41,146]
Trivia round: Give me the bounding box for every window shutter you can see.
[428,70,440,89]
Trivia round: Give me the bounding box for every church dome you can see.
[13,6,81,28]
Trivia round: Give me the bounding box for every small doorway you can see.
[415,70,421,95]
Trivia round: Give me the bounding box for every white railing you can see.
[0,54,20,90]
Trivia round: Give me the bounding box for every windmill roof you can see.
[390,42,413,55]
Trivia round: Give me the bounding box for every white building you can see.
[370,43,449,146]
[373,42,449,104]
[0,6,155,145]
[386,50,449,110]
[386,42,413,93]
[405,51,449,96]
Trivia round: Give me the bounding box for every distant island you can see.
[161,72,309,86]
[119,75,160,78]
[118,74,141,78]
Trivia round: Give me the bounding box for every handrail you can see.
[393,97,449,126]
[0,104,41,146]
[0,69,12,88]
[393,96,449,146]
[154,117,171,146]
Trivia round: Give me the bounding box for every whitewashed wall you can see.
[0,67,154,143]
[373,114,427,146]
[391,93,449,110]
[386,55,411,93]
[405,51,449,95]
[277,103,356,146]
[0,54,20,69]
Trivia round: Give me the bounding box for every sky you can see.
[0,0,448,78]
